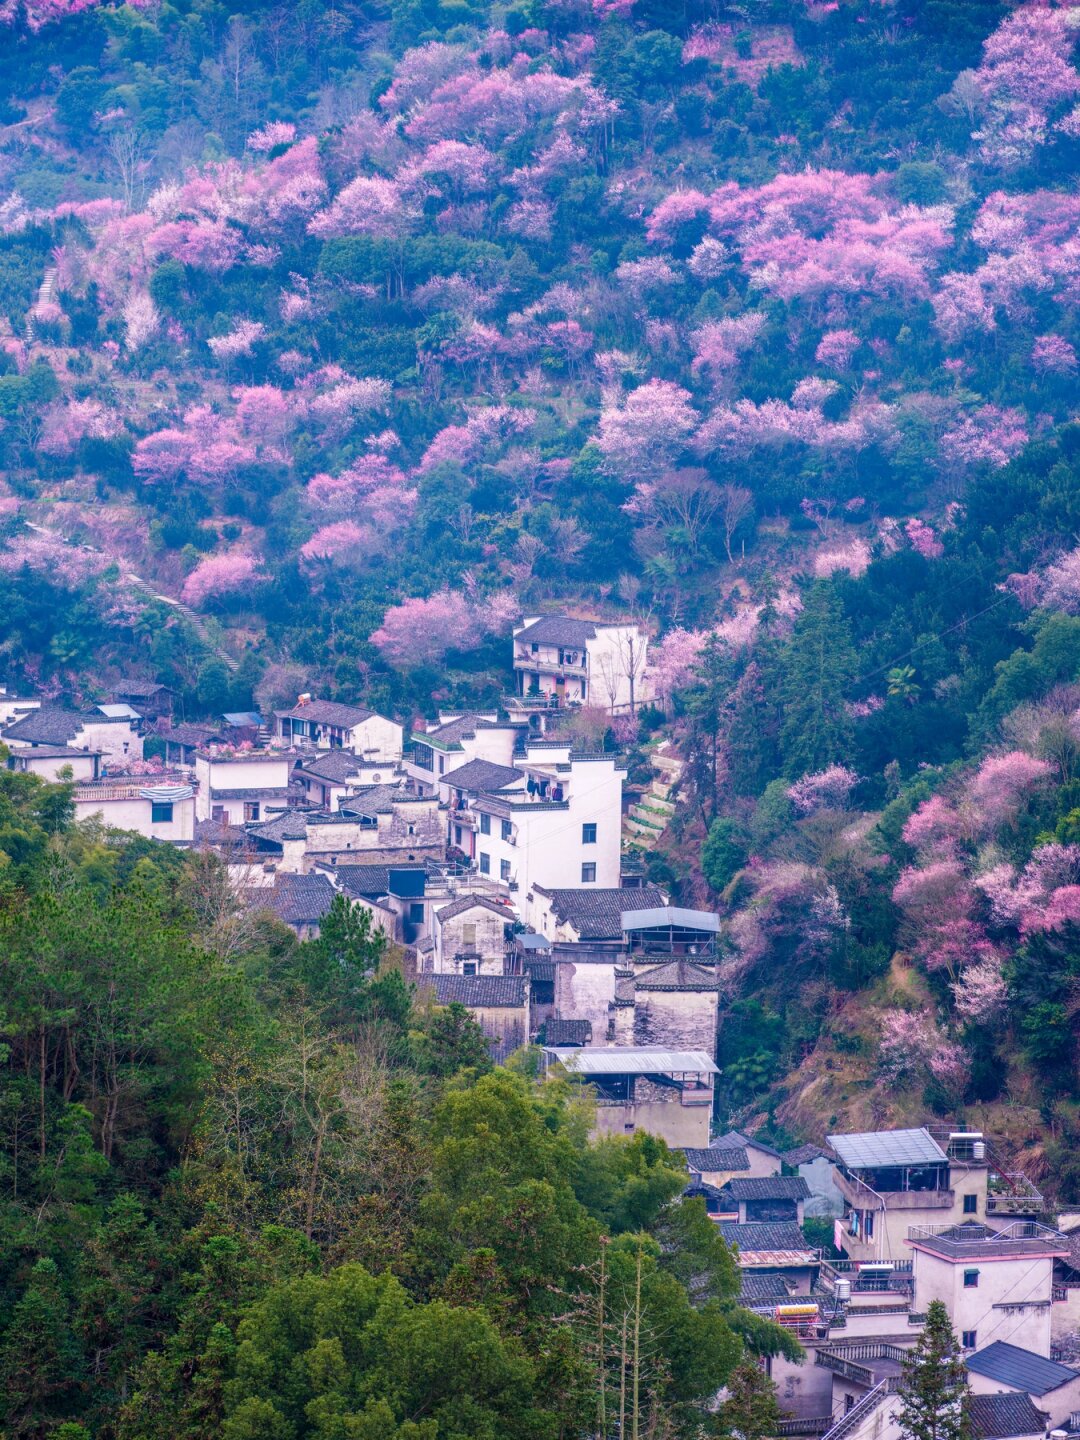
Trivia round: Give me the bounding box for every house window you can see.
[864,1211,874,1238]
[963,1270,979,1289]
[462,923,476,947]
[463,961,477,976]
[407,824,415,836]
[479,852,490,875]
[438,756,445,774]
[480,813,491,835]
[244,802,260,822]
[962,1331,977,1350]
[582,822,597,844]
[212,805,225,822]
[963,1194,978,1214]
[150,802,173,824]
[500,859,511,881]
[410,903,424,923]
[501,820,512,841]
[581,863,597,883]
[455,826,462,846]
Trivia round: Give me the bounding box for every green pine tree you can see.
[778,582,857,777]
[895,1300,971,1440]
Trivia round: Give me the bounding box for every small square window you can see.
[962,1331,977,1350]
[963,1270,979,1289]
[479,852,490,875]
[963,1194,978,1214]
[581,863,597,883]
[480,813,491,835]
[582,822,597,844]
[244,802,260,822]
[150,801,173,824]
[463,961,477,977]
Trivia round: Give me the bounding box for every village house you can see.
[682,1143,755,1190]
[909,1220,1072,1358]
[828,1127,1047,1266]
[2,704,142,766]
[154,721,233,767]
[511,615,651,713]
[423,895,515,975]
[542,1044,718,1149]
[8,745,102,782]
[72,777,196,843]
[106,679,173,719]
[405,712,526,796]
[966,1341,1080,1428]
[273,697,403,762]
[0,687,41,729]
[444,740,626,904]
[254,871,338,940]
[240,786,445,874]
[193,749,296,825]
[421,973,530,1062]
[782,1144,845,1220]
[526,885,665,946]
[293,749,399,810]
[719,1176,810,1226]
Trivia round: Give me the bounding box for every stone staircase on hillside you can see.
[25,266,57,341]
[622,741,683,852]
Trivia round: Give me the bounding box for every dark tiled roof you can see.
[782,1144,833,1167]
[544,1018,592,1045]
[966,1342,1079,1395]
[260,872,337,926]
[536,885,665,940]
[723,1176,810,1202]
[336,864,393,896]
[717,1221,810,1254]
[436,894,514,922]
[278,699,375,727]
[110,679,170,698]
[297,750,365,782]
[425,974,527,1008]
[341,784,406,815]
[419,713,516,748]
[14,744,98,759]
[969,1394,1047,1440]
[161,722,226,747]
[634,959,719,991]
[739,1273,793,1303]
[683,1146,750,1173]
[441,758,523,792]
[717,1129,782,1158]
[523,956,555,982]
[3,706,87,744]
[515,615,599,646]
[210,786,297,800]
[247,810,310,843]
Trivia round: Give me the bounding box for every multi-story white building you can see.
[272,697,403,761]
[8,745,102,782]
[511,615,651,713]
[72,777,196,844]
[405,712,526,796]
[194,749,295,824]
[441,740,624,906]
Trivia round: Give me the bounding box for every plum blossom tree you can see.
[123,291,159,352]
[969,5,1080,168]
[207,320,266,363]
[905,519,943,559]
[181,551,264,607]
[968,751,1052,830]
[1032,335,1078,374]
[649,627,709,712]
[596,380,698,482]
[952,957,1008,1024]
[369,590,477,668]
[815,329,860,369]
[299,521,373,565]
[940,406,1028,473]
[786,765,858,814]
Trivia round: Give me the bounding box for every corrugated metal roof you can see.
[828,1127,947,1169]
[965,1342,1079,1395]
[518,932,552,950]
[97,702,142,719]
[545,1046,719,1075]
[621,905,720,933]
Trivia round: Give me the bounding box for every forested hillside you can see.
[3,0,1080,1429]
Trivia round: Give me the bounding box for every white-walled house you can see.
[405,712,526,796]
[194,750,295,824]
[512,615,651,713]
[72,778,195,843]
[426,895,515,974]
[908,1220,1071,1358]
[442,740,625,906]
[294,750,400,810]
[965,1341,1080,1428]
[8,746,102,782]
[2,705,141,766]
[273,698,403,761]
[0,689,41,728]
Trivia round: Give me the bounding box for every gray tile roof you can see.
[544,1018,592,1045]
[297,750,365,782]
[336,863,436,897]
[723,1176,811,1202]
[634,959,719,991]
[109,679,170,698]
[418,713,517,748]
[12,744,98,759]
[247,810,310,843]
[828,1127,947,1169]
[782,1144,834,1167]
[683,1146,750,1173]
[717,1129,783,1159]
[717,1221,811,1254]
[160,722,227,748]
[515,615,599,646]
[522,956,555,983]
[966,1342,1079,1395]
[535,885,665,940]
[278,700,374,727]
[426,974,527,1008]
[968,1393,1047,1440]
[441,758,523,792]
[3,706,88,744]
[436,894,514,922]
[341,784,407,815]
[739,1272,793,1303]
[260,872,337,926]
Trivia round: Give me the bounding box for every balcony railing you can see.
[513,652,588,674]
